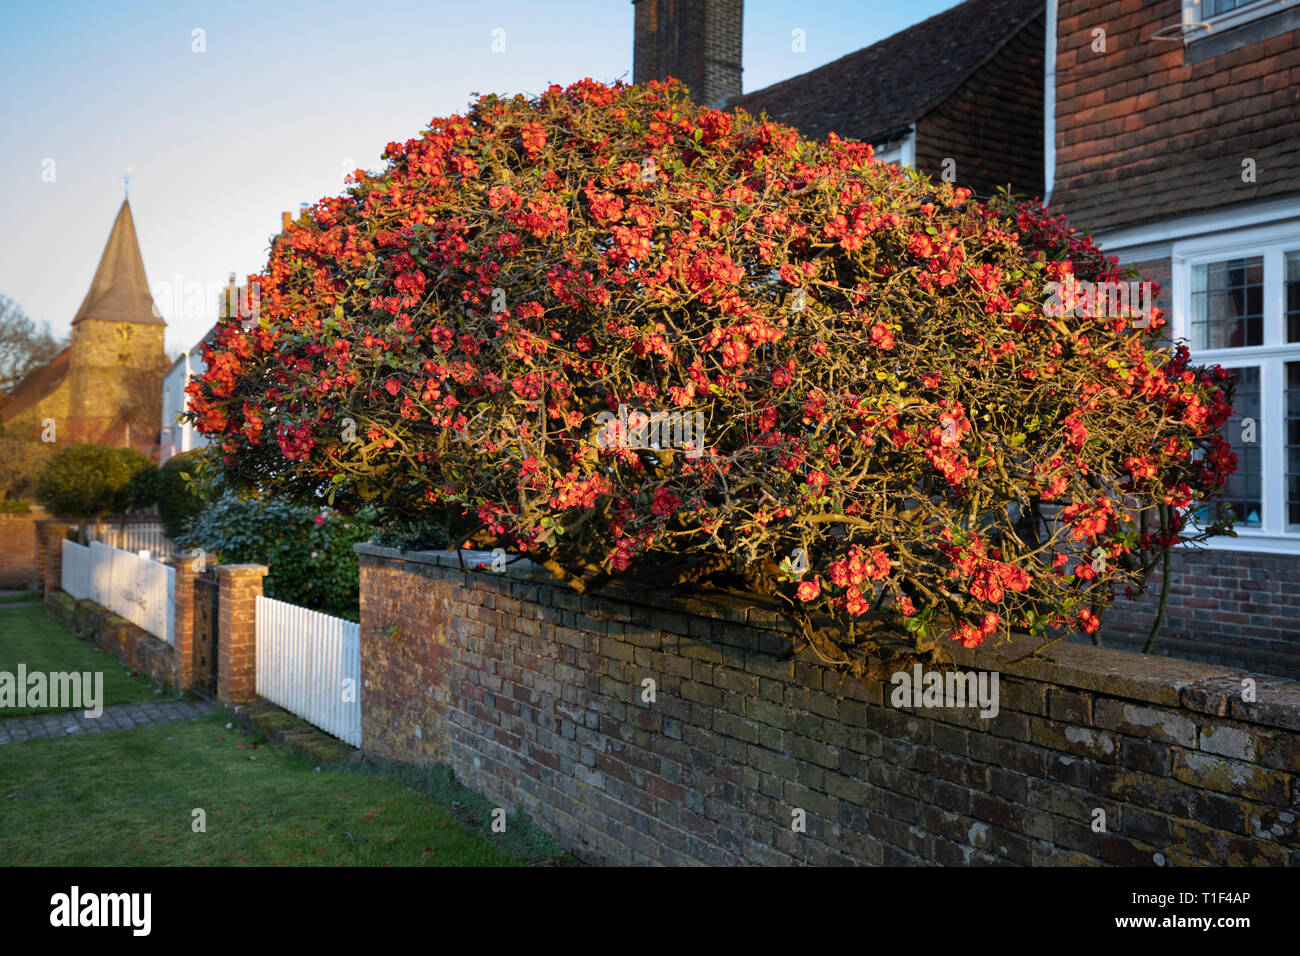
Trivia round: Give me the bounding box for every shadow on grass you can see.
[338,757,579,866]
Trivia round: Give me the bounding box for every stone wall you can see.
[46,590,176,692]
[357,545,1299,867]
[65,318,168,458]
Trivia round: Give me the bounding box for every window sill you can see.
[1185,4,1300,65]
[1182,529,1300,555]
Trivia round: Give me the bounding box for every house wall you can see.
[159,354,208,463]
[357,545,1299,867]
[1085,253,1299,678]
[914,8,1045,197]
[1050,0,1300,234]
[1096,549,1300,679]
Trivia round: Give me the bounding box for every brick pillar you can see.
[34,520,72,595]
[169,554,198,691]
[215,564,267,706]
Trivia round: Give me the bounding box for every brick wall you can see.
[1050,0,1300,233]
[357,545,1299,866]
[216,564,265,706]
[33,519,70,595]
[0,507,48,589]
[1098,549,1300,679]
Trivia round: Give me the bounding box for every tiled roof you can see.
[0,346,70,422]
[728,0,1043,144]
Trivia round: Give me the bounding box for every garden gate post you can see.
[34,520,72,597]
[215,563,268,706]
[168,554,198,691]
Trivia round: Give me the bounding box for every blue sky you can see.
[1,0,955,355]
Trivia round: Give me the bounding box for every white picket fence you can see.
[62,539,175,645]
[60,538,92,601]
[255,596,361,747]
[83,520,178,560]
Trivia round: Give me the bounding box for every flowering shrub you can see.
[176,493,377,620]
[188,78,1235,675]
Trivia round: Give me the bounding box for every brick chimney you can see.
[632,0,743,109]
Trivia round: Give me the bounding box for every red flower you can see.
[520,122,547,158]
[796,577,822,602]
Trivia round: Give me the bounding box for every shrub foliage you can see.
[177,493,376,619]
[188,79,1236,674]
[33,444,156,524]
[155,450,211,539]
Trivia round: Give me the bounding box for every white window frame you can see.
[1184,0,1295,37]
[1171,219,1300,554]
[872,130,915,169]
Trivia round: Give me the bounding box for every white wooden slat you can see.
[78,540,174,644]
[254,595,361,747]
[61,539,92,599]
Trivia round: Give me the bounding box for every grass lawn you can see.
[0,714,546,866]
[0,607,166,716]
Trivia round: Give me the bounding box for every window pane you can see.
[1289,363,1300,531]
[1204,366,1263,527]
[1287,251,1300,344]
[1203,0,1267,15]
[1191,256,1265,349]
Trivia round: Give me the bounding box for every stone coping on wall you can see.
[354,543,1300,733]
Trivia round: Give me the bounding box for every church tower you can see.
[65,199,168,454]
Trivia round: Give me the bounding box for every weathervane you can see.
[123,166,133,198]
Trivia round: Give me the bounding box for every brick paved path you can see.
[0,699,216,745]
